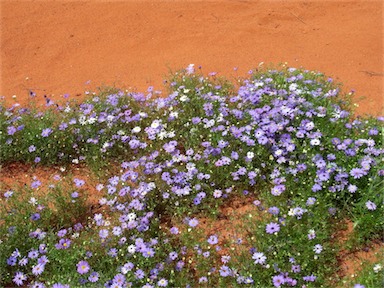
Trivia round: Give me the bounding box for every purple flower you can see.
[292,265,301,273]
[353,284,365,288]
[32,263,45,276]
[74,178,85,187]
[77,260,90,274]
[13,271,27,286]
[99,229,109,239]
[52,284,70,288]
[19,257,28,266]
[55,238,71,250]
[272,275,285,287]
[113,273,126,285]
[168,251,178,261]
[29,145,36,152]
[271,185,285,196]
[38,255,49,265]
[219,265,232,277]
[142,247,155,258]
[306,197,316,206]
[134,269,145,279]
[207,235,218,245]
[30,213,40,221]
[170,227,179,234]
[350,168,365,179]
[199,277,208,283]
[303,274,317,282]
[268,206,280,215]
[88,272,99,283]
[365,200,377,211]
[213,189,222,198]
[7,125,17,135]
[41,128,52,137]
[57,229,67,237]
[188,218,199,228]
[7,256,17,266]
[4,190,13,198]
[266,222,280,234]
[31,180,41,189]
[28,249,39,259]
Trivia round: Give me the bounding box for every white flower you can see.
[132,127,141,133]
[29,197,38,205]
[252,252,267,264]
[99,198,107,205]
[305,122,315,131]
[310,139,321,146]
[148,182,156,189]
[167,131,175,138]
[170,111,179,118]
[127,244,136,254]
[180,95,189,102]
[373,263,382,273]
[247,152,254,159]
[127,213,136,221]
[79,115,87,125]
[158,131,167,140]
[203,119,215,128]
[274,150,283,157]
[313,244,323,254]
[151,120,160,129]
[87,117,97,124]
[289,83,298,91]
[186,163,196,171]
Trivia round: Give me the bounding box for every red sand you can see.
[1,1,383,113]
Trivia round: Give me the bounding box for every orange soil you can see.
[1,0,383,115]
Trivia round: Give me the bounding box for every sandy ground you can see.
[0,1,383,114]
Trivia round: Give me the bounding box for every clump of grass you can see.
[0,64,383,287]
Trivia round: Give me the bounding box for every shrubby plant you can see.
[1,65,383,287]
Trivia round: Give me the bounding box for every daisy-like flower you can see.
[252,252,267,264]
[185,64,195,75]
[88,272,99,282]
[272,274,285,287]
[157,278,168,287]
[365,200,377,211]
[266,222,280,234]
[313,244,323,254]
[32,263,45,276]
[188,218,199,228]
[373,263,382,273]
[207,235,218,245]
[76,260,90,274]
[13,271,27,286]
[41,128,52,137]
[350,168,365,179]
